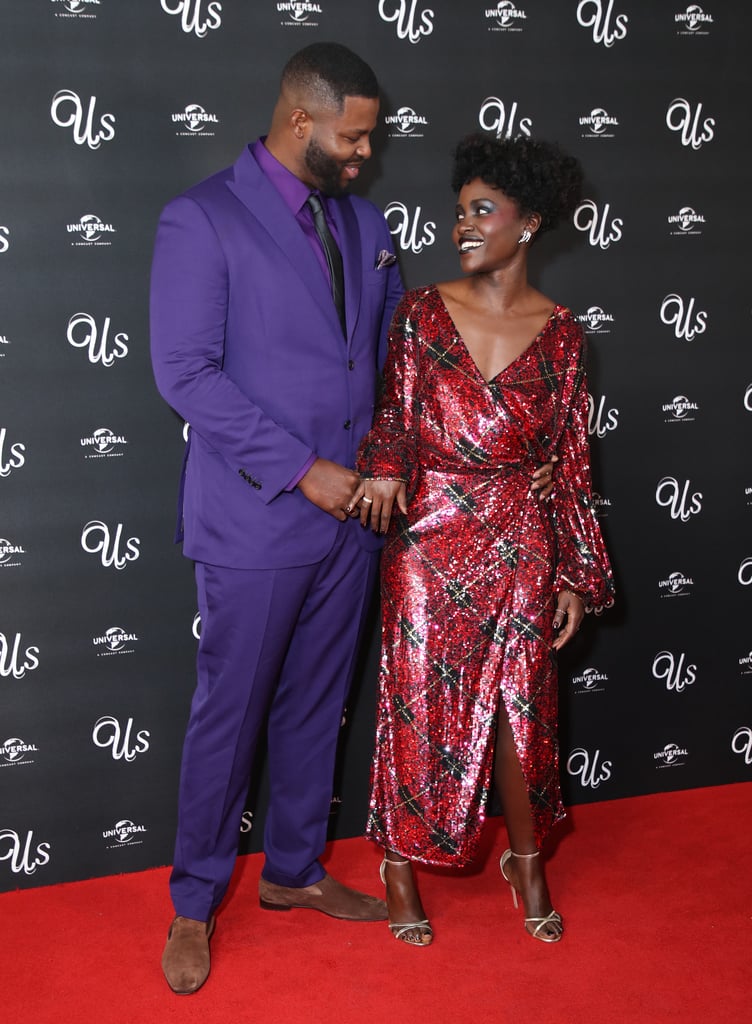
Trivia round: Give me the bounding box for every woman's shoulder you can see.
[394,283,442,318]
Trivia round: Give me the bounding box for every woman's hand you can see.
[552,589,585,650]
[359,479,408,534]
[531,455,559,501]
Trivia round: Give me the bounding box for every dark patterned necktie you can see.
[305,192,346,336]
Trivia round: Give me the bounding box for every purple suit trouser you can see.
[169,522,379,922]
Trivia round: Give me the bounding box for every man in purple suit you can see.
[150,43,401,994]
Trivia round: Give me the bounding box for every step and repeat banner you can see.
[1,1,750,889]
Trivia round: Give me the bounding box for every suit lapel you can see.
[226,147,342,335]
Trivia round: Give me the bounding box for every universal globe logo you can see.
[667,206,706,235]
[384,107,429,139]
[662,395,698,423]
[572,667,608,693]
[277,0,323,22]
[92,627,139,656]
[0,539,25,568]
[658,571,694,598]
[577,306,615,333]
[485,2,527,31]
[738,651,752,676]
[0,738,39,766]
[172,104,219,136]
[654,743,689,768]
[67,214,115,246]
[102,819,148,848]
[80,428,127,459]
[579,108,619,139]
[52,1,100,18]
[675,5,713,33]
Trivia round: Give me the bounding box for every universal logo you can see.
[576,0,628,47]
[0,539,25,569]
[592,492,612,518]
[0,428,25,478]
[0,737,38,767]
[384,107,429,139]
[67,214,115,247]
[160,0,222,37]
[577,306,614,334]
[579,108,619,139]
[572,667,608,693]
[0,633,40,680]
[277,1,322,26]
[102,819,148,849]
[479,97,532,140]
[384,203,436,254]
[51,0,100,18]
[67,313,128,367]
[658,571,694,598]
[738,651,752,676]
[51,90,115,150]
[0,830,50,876]
[80,428,127,459]
[652,650,696,692]
[659,294,707,341]
[172,104,219,137]
[485,3,527,32]
[654,743,689,768]
[662,395,698,424]
[566,747,612,789]
[92,627,139,657]
[667,206,705,236]
[666,98,714,150]
[377,1,435,44]
[573,200,623,249]
[675,5,713,34]
[81,520,140,570]
[92,715,150,762]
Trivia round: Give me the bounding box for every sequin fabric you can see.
[357,286,614,866]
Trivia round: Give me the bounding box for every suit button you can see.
[343,420,351,430]
[348,360,355,370]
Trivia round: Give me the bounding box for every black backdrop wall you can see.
[2,1,750,889]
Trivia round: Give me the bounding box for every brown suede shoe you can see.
[161,915,216,995]
[259,872,387,921]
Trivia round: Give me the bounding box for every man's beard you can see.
[304,137,348,197]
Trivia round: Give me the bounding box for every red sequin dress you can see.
[357,286,614,865]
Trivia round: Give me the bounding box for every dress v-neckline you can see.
[433,285,560,386]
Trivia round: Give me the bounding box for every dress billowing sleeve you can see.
[550,333,615,612]
[357,290,421,482]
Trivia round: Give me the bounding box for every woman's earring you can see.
[518,228,532,245]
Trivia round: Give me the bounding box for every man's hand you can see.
[359,480,408,534]
[298,458,363,521]
[531,455,558,501]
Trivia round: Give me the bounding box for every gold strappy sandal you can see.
[380,857,433,946]
[500,849,563,943]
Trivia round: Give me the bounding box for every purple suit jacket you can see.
[150,144,404,569]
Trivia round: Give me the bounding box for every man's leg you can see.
[261,525,379,888]
[170,560,314,921]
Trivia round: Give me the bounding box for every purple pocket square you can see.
[375,249,397,269]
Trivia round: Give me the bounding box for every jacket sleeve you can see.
[357,291,420,482]
[149,195,314,503]
[550,337,615,611]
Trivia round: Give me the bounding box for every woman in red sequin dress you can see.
[356,136,614,946]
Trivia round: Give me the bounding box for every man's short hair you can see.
[281,42,379,112]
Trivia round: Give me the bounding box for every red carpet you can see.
[4,783,750,1023]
